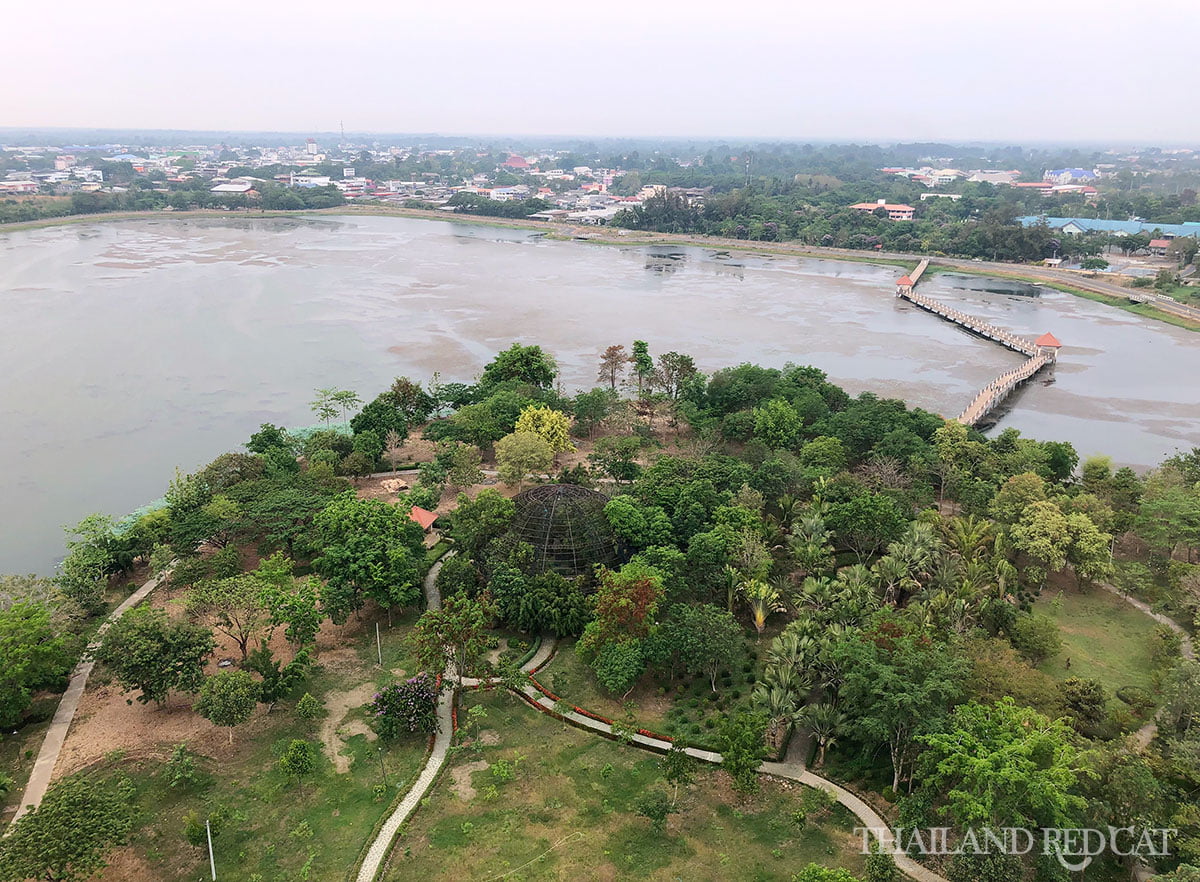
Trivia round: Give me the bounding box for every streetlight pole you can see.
[378,747,388,788]
[206,818,216,881]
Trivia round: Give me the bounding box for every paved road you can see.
[7,570,168,828]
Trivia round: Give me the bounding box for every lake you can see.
[1,214,1197,574]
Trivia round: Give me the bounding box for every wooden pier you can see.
[895,259,1060,427]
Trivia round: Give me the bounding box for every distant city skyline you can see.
[5,0,1199,144]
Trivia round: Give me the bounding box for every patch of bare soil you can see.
[449,760,489,800]
[478,730,500,746]
[87,843,185,882]
[320,681,379,774]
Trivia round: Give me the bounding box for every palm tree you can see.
[740,578,786,637]
[794,575,836,614]
[753,665,811,750]
[799,702,846,768]
[941,514,994,559]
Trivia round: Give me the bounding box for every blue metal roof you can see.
[1047,168,1097,179]
[1018,216,1200,237]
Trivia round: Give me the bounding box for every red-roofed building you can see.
[897,275,914,287]
[849,199,915,221]
[409,506,438,531]
[1148,238,1170,256]
[503,155,530,169]
[1035,333,1062,357]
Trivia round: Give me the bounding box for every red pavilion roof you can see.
[1035,332,1062,348]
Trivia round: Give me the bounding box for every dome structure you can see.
[510,484,620,575]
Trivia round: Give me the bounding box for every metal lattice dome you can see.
[510,484,620,576]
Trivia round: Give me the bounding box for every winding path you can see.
[7,570,168,828]
[354,550,946,882]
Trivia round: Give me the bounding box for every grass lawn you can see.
[92,653,432,881]
[1036,585,1160,693]
[0,698,55,822]
[383,690,866,882]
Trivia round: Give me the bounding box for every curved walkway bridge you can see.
[896,259,1061,426]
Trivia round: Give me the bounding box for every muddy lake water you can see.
[2,214,1197,574]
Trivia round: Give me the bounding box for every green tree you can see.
[57,514,119,613]
[0,777,137,882]
[660,742,696,806]
[1009,500,1071,587]
[96,606,214,706]
[649,603,743,691]
[1008,611,1062,664]
[195,670,260,744]
[753,398,802,449]
[825,492,907,563]
[296,692,323,723]
[832,614,967,790]
[740,577,786,636]
[313,492,426,622]
[918,697,1087,829]
[260,573,323,650]
[445,442,485,488]
[636,788,676,832]
[0,602,72,728]
[412,594,491,676]
[630,340,654,397]
[278,738,318,786]
[717,711,768,794]
[448,490,515,561]
[792,866,861,882]
[186,573,271,661]
[495,431,553,488]
[479,342,557,389]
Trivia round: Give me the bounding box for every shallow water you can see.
[1,215,1197,574]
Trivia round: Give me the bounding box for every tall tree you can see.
[412,594,491,676]
[597,344,627,391]
[0,602,72,728]
[0,777,137,882]
[313,492,426,623]
[495,431,553,488]
[629,340,654,397]
[186,573,271,660]
[96,606,214,707]
[480,342,557,390]
[195,670,261,744]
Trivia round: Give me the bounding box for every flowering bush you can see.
[371,673,439,739]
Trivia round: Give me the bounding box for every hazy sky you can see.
[5,0,1198,144]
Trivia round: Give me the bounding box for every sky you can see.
[5,0,1198,145]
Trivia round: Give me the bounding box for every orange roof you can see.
[1035,332,1062,348]
[1149,238,1170,248]
[409,506,438,530]
[897,275,914,286]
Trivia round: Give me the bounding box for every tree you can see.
[572,388,614,438]
[350,394,409,445]
[445,442,484,488]
[243,643,311,705]
[480,342,557,390]
[629,340,654,397]
[310,388,340,424]
[0,602,71,729]
[989,472,1047,525]
[313,492,426,622]
[278,738,318,786]
[717,711,767,794]
[753,398,802,450]
[1009,500,1071,588]
[514,405,574,458]
[296,691,324,723]
[597,344,627,391]
[792,866,861,882]
[187,573,271,660]
[740,578,786,636]
[799,702,847,768]
[96,606,214,706]
[636,789,676,832]
[654,351,697,401]
[832,614,968,790]
[411,594,491,676]
[825,492,907,563]
[195,670,260,744]
[918,698,1087,829]
[650,603,743,691]
[448,490,515,561]
[260,573,323,650]
[57,513,119,614]
[495,431,553,488]
[372,673,440,738]
[0,776,137,882]
[1008,611,1062,664]
[660,742,696,806]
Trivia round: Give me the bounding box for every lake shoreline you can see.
[3,205,1194,331]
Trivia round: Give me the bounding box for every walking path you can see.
[354,545,947,881]
[8,570,168,827]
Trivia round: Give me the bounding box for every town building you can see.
[849,199,915,221]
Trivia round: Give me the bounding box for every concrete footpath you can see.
[8,570,167,828]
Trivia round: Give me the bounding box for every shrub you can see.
[371,674,439,739]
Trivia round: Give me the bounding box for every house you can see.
[502,155,530,169]
[409,506,438,532]
[1044,168,1098,185]
[849,199,915,221]
[0,180,39,194]
[1017,217,1200,240]
[289,173,332,188]
[210,181,254,194]
[1148,238,1170,256]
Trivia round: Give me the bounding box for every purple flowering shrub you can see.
[370,673,439,739]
